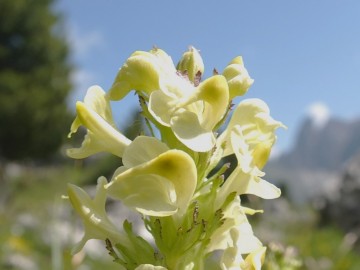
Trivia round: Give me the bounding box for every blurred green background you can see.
[1,0,360,269]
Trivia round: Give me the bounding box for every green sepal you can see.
[114,220,164,269]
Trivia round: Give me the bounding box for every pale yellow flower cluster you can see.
[66,47,285,270]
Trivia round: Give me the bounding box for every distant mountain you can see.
[320,153,360,237]
[275,116,360,171]
[265,116,360,203]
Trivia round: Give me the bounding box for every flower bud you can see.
[222,56,254,99]
[176,46,204,83]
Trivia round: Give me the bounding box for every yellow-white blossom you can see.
[67,177,128,254]
[217,98,285,159]
[149,75,229,151]
[207,197,262,255]
[105,136,197,217]
[216,125,281,205]
[66,47,284,270]
[108,48,175,100]
[222,56,254,99]
[67,85,131,158]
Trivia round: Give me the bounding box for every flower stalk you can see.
[66,46,285,269]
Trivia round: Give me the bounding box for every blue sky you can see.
[56,0,360,153]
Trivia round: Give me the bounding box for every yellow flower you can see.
[207,197,262,255]
[67,86,131,158]
[149,75,229,152]
[240,247,266,270]
[108,48,175,100]
[222,56,254,99]
[217,98,285,160]
[216,126,281,204]
[108,47,229,152]
[105,136,197,217]
[67,177,129,254]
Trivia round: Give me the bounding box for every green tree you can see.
[0,0,72,161]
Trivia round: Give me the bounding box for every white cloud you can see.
[306,102,331,128]
[64,24,105,109]
[67,26,104,57]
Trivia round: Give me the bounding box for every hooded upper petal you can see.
[108,49,176,100]
[222,56,254,99]
[67,86,131,158]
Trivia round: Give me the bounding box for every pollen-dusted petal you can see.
[67,102,131,158]
[122,136,169,168]
[171,110,216,152]
[106,150,197,216]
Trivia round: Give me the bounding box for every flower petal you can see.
[67,177,126,254]
[106,150,197,216]
[208,197,262,254]
[67,102,131,158]
[108,51,161,100]
[220,168,281,200]
[222,56,254,99]
[171,110,215,152]
[217,98,285,158]
[122,136,169,168]
[67,86,131,158]
[177,75,229,130]
[109,48,177,101]
[113,174,178,216]
[241,247,266,270]
[148,90,178,126]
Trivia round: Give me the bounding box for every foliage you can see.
[0,0,72,161]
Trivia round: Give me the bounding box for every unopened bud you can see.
[223,56,254,99]
[177,46,204,83]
